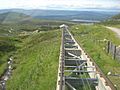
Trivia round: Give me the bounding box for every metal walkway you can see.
[56,24,116,90]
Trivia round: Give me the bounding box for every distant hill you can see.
[0,9,119,21]
[112,13,120,19]
[0,12,31,24]
[32,10,119,21]
[100,13,120,25]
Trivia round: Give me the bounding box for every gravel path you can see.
[106,26,120,38]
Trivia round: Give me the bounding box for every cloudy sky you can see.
[0,0,120,10]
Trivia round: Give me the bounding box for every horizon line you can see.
[0,8,120,12]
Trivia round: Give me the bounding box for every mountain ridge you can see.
[0,9,119,21]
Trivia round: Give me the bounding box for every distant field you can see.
[70,25,120,89]
[6,30,61,90]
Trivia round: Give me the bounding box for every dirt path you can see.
[106,26,120,38]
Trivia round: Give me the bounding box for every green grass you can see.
[0,36,19,75]
[0,12,31,24]
[112,13,120,19]
[0,19,73,90]
[0,22,61,78]
[99,13,120,26]
[6,30,61,90]
[112,25,120,28]
[70,24,120,89]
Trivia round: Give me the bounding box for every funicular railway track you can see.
[56,24,116,90]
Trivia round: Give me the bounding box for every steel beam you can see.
[64,70,96,73]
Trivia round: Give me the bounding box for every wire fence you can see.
[106,41,120,62]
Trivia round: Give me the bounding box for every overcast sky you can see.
[0,0,120,10]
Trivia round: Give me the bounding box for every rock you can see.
[8,65,12,70]
[114,84,117,87]
[9,57,13,61]
[107,72,111,75]
[4,76,8,81]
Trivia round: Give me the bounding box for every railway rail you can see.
[56,24,116,90]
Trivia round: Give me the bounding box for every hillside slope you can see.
[6,30,61,90]
[100,13,120,26]
[71,25,120,89]
[112,13,120,19]
[0,12,31,24]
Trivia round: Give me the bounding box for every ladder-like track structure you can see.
[56,24,116,90]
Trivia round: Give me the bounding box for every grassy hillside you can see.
[0,12,75,26]
[6,30,61,90]
[0,24,22,76]
[0,12,31,24]
[0,36,19,76]
[112,13,120,19]
[100,13,120,27]
[0,19,72,75]
[71,25,120,89]
[111,13,120,28]
[0,21,62,90]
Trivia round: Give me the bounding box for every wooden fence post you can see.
[113,45,116,60]
[106,41,110,53]
[116,47,120,62]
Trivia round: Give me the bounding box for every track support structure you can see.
[56,24,116,90]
